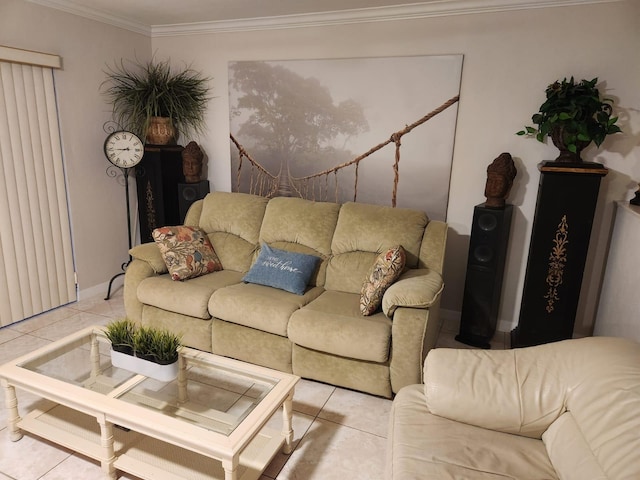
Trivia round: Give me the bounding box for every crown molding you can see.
[153,0,623,36]
[27,0,623,38]
[26,0,151,36]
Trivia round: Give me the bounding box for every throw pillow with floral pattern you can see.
[152,226,222,281]
[360,245,406,316]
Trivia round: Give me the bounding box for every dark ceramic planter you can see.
[550,127,590,163]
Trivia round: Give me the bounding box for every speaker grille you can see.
[478,213,498,231]
[182,186,198,202]
[473,245,493,263]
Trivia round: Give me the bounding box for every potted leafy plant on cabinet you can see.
[517,77,621,162]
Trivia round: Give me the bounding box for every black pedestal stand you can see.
[105,166,135,300]
[511,161,607,347]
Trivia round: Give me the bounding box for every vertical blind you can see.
[0,47,76,327]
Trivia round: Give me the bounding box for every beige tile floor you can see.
[0,289,505,480]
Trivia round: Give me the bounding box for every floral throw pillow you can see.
[152,226,222,281]
[360,245,406,316]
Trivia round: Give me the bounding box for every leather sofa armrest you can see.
[424,344,568,439]
[382,268,444,317]
[129,242,168,274]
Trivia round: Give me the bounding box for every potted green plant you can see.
[133,326,181,365]
[104,320,182,382]
[104,319,135,355]
[517,77,621,163]
[101,58,211,145]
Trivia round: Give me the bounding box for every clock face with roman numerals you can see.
[104,131,144,168]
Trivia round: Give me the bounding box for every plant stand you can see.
[511,161,607,347]
[135,145,185,243]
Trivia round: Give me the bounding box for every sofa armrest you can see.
[424,344,569,439]
[129,242,167,274]
[125,243,167,324]
[382,268,444,317]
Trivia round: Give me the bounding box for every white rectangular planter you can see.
[110,350,178,382]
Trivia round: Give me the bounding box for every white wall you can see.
[2,0,151,298]
[594,202,640,341]
[153,1,640,335]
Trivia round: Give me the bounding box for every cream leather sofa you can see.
[124,191,447,397]
[387,336,640,479]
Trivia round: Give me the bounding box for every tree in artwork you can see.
[229,61,369,196]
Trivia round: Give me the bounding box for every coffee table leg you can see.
[1,380,23,441]
[178,354,188,404]
[282,389,294,454]
[97,416,117,479]
[90,334,102,377]
[222,457,238,480]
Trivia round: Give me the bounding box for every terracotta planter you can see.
[146,116,176,145]
[110,349,178,382]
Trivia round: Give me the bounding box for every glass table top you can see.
[17,329,279,436]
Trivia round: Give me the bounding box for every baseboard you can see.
[440,307,515,336]
[78,281,113,301]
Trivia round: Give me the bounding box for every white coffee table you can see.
[0,326,299,480]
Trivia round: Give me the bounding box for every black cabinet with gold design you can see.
[135,145,184,243]
[511,161,607,347]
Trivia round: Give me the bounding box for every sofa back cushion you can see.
[425,346,567,439]
[326,202,428,294]
[259,196,341,287]
[197,192,269,272]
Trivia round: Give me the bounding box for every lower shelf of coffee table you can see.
[19,401,283,480]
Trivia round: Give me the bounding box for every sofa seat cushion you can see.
[288,290,392,363]
[137,270,244,319]
[209,282,324,336]
[388,385,559,480]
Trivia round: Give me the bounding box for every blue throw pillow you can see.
[243,243,321,295]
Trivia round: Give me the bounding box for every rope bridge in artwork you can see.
[230,95,459,207]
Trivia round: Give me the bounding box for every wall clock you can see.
[103,130,144,168]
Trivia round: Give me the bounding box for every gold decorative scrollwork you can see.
[145,180,157,234]
[544,215,569,313]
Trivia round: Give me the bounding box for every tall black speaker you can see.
[178,180,210,222]
[456,204,513,348]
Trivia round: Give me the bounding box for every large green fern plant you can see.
[102,58,211,143]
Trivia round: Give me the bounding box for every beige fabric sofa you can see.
[124,191,447,397]
[387,336,640,479]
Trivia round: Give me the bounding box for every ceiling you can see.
[26,0,619,36]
